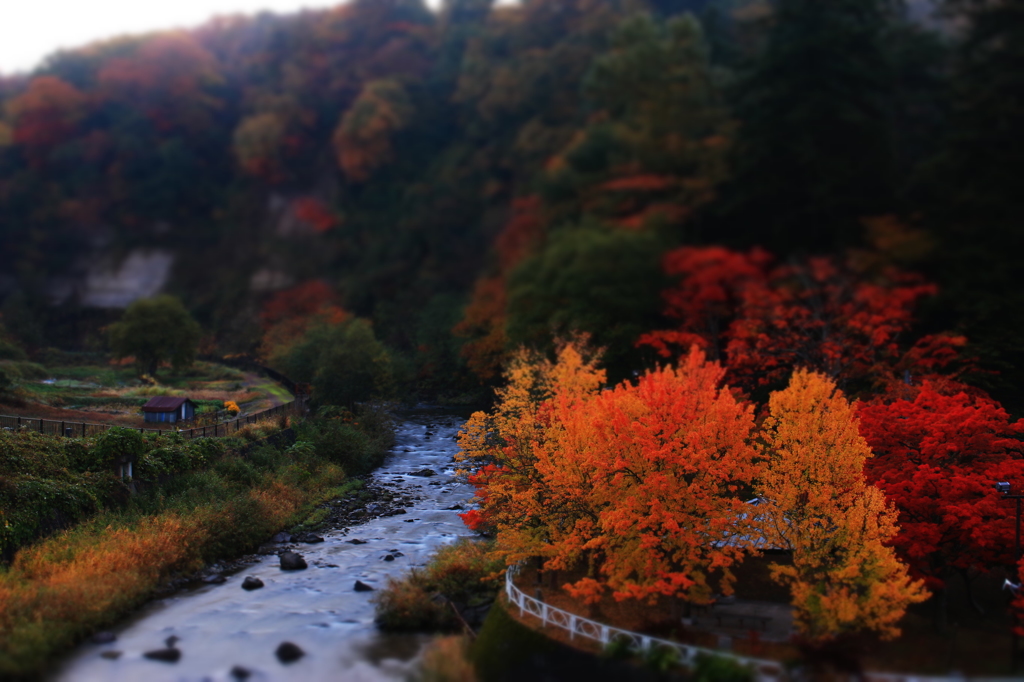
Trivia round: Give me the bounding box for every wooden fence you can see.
[0,399,306,440]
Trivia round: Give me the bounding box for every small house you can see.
[142,396,197,424]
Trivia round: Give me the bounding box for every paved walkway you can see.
[690,599,793,642]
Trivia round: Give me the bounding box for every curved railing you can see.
[504,567,976,682]
[504,565,786,681]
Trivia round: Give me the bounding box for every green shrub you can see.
[304,420,376,474]
[213,456,261,487]
[0,337,27,361]
[643,644,681,674]
[692,652,755,682]
[92,427,146,470]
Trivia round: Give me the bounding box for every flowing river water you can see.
[54,408,477,682]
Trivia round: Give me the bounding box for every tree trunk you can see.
[934,581,949,633]
[958,567,986,615]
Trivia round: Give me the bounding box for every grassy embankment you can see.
[0,356,277,426]
[0,405,393,680]
[376,542,754,682]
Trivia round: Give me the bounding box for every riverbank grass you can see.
[0,436,349,679]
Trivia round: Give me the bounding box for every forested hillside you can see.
[1,0,1021,406]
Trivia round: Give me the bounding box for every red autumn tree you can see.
[639,246,962,393]
[454,197,544,380]
[858,384,1024,598]
[293,197,339,233]
[97,32,223,134]
[7,76,88,167]
[258,281,348,364]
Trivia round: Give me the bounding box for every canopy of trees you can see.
[1,0,1017,408]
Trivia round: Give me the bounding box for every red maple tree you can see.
[639,246,962,393]
[858,383,1024,594]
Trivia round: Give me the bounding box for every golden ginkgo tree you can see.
[756,368,928,642]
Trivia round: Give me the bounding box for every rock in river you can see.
[409,469,436,477]
[143,647,181,663]
[354,580,375,592]
[241,576,264,591]
[279,551,308,571]
[275,641,305,664]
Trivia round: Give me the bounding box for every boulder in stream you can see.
[275,641,305,663]
[241,576,264,591]
[354,580,375,592]
[279,552,308,571]
[295,532,324,544]
[230,665,252,680]
[345,538,367,544]
[90,631,116,644]
[409,469,436,477]
[270,532,292,543]
[143,647,181,663]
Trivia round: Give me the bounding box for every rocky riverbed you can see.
[53,407,478,682]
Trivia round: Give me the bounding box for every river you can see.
[53,408,477,682]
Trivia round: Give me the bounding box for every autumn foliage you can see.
[459,335,944,642]
[258,280,349,364]
[858,383,1024,590]
[639,246,963,393]
[757,369,927,641]
[458,342,760,604]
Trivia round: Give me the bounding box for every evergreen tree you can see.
[926,0,1024,405]
[721,0,897,250]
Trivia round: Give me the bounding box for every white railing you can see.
[505,565,785,681]
[504,566,995,682]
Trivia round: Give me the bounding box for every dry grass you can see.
[418,636,478,682]
[0,514,205,675]
[0,458,343,678]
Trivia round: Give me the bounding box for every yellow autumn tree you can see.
[756,369,928,642]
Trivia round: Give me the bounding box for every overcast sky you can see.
[0,1,433,76]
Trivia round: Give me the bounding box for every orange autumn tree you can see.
[756,369,928,642]
[540,347,760,604]
[459,342,761,604]
[457,337,606,549]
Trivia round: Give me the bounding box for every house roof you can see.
[142,396,195,413]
